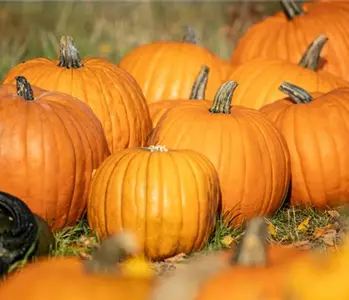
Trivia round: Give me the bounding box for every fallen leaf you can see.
[327,210,340,218]
[313,224,334,239]
[321,229,337,246]
[297,217,310,232]
[221,235,234,247]
[165,253,186,263]
[267,223,277,237]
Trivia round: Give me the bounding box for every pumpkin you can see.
[260,82,349,209]
[119,26,229,105]
[0,76,109,230]
[226,35,349,110]
[230,0,349,79]
[2,36,152,153]
[147,81,290,227]
[149,65,212,127]
[87,145,220,261]
[0,232,156,300]
[150,217,309,300]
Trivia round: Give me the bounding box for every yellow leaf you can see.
[297,217,310,232]
[221,235,234,247]
[267,223,277,237]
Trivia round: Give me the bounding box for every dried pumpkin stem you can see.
[142,145,169,153]
[15,76,34,101]
[58,36,84,69]
[233,217,268,267]
[189,65,210,100]
[279,82,313,104]
[182,24,197,44]
[280,0,304,20]
[299,35,328,71]
[83,231,138,275]
[209,81,238,114]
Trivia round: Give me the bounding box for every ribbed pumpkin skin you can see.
[147,104,290,226]
[2,58,152,153]
[0,84,110,230]
[87,147,220,261]
[260,88,349,209]
[119,42,226,104]
[226,58,349,110]
[230,1,349,81]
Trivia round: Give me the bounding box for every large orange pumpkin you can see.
[0,76,109,230]
[147,81,290,227]
[226,35,349,110]
[2,36,152,153]
[230,0,349,81]
[119,27,229,105]
[87,145,220,261]
[260,82,349,209]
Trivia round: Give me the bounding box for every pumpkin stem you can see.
[142,145,169,153]
[189,65,210,100]
[299,35,328,71]
[182,24,197,44]
[15,76,34,101]
[279,82,313,104]
[58,36,84,69]
[280,0,304,20]
[233,217,268,266]
[209,81,238,114]
[84,231,139,274]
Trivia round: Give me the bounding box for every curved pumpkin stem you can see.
[15,76,34,101]
[280,0,304,20]
[299,35,328,71]
[279,82,313,104]
[182,24,198,44]
[233,217,269,266]
[189,65,210,100]
[58,36,84,69]
[209,81,238,114]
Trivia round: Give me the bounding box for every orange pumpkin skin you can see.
[0,80,110,230]
[87,146,220,261]
[225,58,348,110]
[260,85,349,209]
[2,37,152,153]
[230,1,349,81]
[147,83,291,226]
[119,42,226,105]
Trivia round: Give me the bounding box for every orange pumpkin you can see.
[147,81,290,227]
[2,36,152,153]
[260,82,349,209]
[227,35,348,110]
[230,0,349,81]
[0,232,156,300]
[0,76,109,230]
[119,26,229,105]
[87,145,220,261]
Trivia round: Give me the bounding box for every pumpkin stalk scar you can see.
[280,0,304,20]
[83,231,138,275]
[15,76,35,101]
[209,81,238,114]
[233,217,268,267]
[58,36,84,69]
[182,24,198,44]
[141,145,169,152]
[279,82,314,104]
[189,65,210,100]
[299,35,328,71]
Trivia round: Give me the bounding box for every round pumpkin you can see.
[226,35,349,110]
[119,27,229,105]
[230,0,349,80]
[2,36,152,153]
[147,81,291,227]
[0,76,109,230]
[87,145,220,261]
[260,82,349,209]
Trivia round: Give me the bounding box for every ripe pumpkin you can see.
[226,35,349,110]
[0,76,109,230]
[87,145,220,261]
[260,82,349,209]
[230,0,349,80]
[119,26,229,105]
[0,232,156,300]
[2,36,152,153]
[147,81,290,227]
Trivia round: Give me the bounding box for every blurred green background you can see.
[0,1,285,79]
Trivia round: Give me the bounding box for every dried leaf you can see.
[165,253,186,263]
[321,229,337,246]
[327,210,340,219]
[267,223,277,237]
[221,235,234,247]
[313,224,334,239]
[297,217,310,232]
